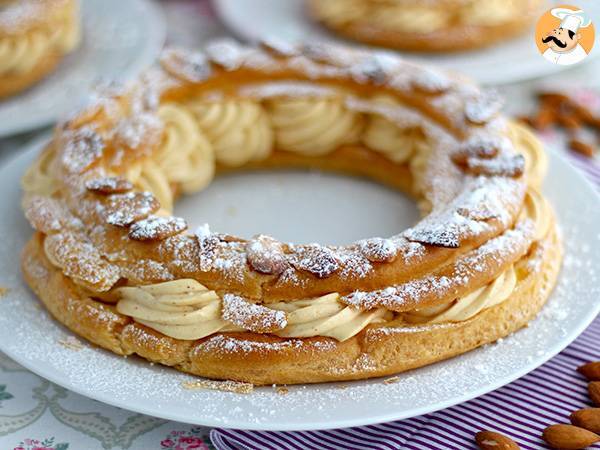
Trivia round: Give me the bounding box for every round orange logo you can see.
[535,5,595,66]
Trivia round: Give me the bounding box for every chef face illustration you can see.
[536,7,594,66]
[542,26,580,53]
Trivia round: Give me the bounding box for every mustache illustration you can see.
[542,35,567,48]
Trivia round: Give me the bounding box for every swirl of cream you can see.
[0,12,80,76]
[267,96,364,156]
[406,266,517,324]
[404,186,551,324]
[115,283,389,342]
[310,0,368,26]
[270,293,389,341]
[520,188,552,242]
[116,279,240,340]
[369,5,449,33]
[407,134,433,214]
[186,99,273,166]
[21,146,59,197]
[363,96,428,164]
[460,0,519,26]
[156,103,215,194]
[126,160,174,214]
[510,122,547,188]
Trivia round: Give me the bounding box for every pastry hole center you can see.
[174,169,419,245]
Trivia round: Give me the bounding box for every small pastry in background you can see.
[0,0,81,99]
[307,0,545,52]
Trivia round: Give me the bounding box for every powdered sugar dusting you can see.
[2,134,597,428]
[60,127,105,174]
[128,215,187,241]
[357,237,398,263]
[246,235,287,275]
[289,244,340,278]
[222,294,287,333]
[344,222,534,311]
[104,191,160,227]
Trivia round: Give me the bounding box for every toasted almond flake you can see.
[160,48,212,83]
[290,244,340,278]
[222,294,288,333]
[58,336,83,351]
[129,215,187,241]
[463,154,525,178]
[383,376,401,384]
[246,234,287,275]
[465,89,504,124]
[182,379,254,394]
[85,177,133,194]
[105,191,160,227]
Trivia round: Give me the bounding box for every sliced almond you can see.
[85,177,133,194]
[129,215,187,241]
[246,235,287,275]
[589,382,600,406]
[461,154,525,178]
[452,135,502,165]
[104,191,160,227]
[475,430,520,450]
[543,424,600,449]
[221,293,287,333]
[578,362,600,381]
[160,48,211,83]
[465,89,504,125]
[290,244,340,278]
[357,237,398,263]
[570,408,600,434]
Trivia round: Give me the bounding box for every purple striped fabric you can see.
[210,149,600,450]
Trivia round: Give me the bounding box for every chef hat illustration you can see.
[551,8,592,33]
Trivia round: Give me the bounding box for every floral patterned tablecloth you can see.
[0,353,214,450]
[1,1,599,449]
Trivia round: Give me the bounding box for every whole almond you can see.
[475,430,520,450]
[569,138,596,158]
[589,382,600,406]
[579,362,600,381]
[571,408,600,434]
[543,424,600,449]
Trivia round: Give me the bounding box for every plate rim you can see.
[0,134,599,431]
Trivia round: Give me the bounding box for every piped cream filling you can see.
[0,7,80,76]
[120,93,427,215]
[27,90,549,343]
[112,186,550,342]
[115,279,242,340]
[313,0,525,32]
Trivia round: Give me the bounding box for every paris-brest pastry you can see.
[307,0,544,52]
[0,0,80,98]
[21,40,561,385]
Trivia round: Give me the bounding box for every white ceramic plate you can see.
[0,0,165,138]
[0,136,599,431]
[213,0,600,85]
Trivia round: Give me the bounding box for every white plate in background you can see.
[0,136,598,430]
[214,0,600,85]
[0,0,166,138]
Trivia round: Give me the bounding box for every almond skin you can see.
[579,362,600,381]
[543,424,600,449]
[475,430,520,450]
[571,408,600,434]
[589,382,600,406]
